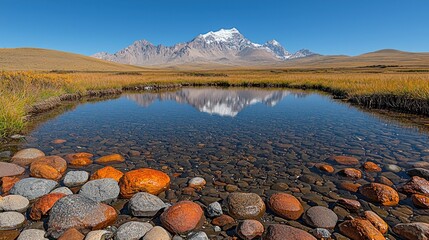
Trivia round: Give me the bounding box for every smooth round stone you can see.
[265,224,316,240]
[311,228,331,239]
[187,232,209,240]
[79,178,120,203]
[237,220,264,240]
[17,229,48,240]
[227,193,266,219]
[188,177,206,188]
[129,192,167,217]
[0,162,25,178]
[51,187,73,195]
[85,230,112,240]
[303,206,338,229]
[142,226,171,240]
[10,178,57,201]
[268,193,303,220]
[0,195,30,212]
[160,201,204,234]
[207,202,223,217]
[0,212,26,230]
[63,171,89,187]
[11,148,45,166]
[386,164,401,173]
[115,221,153,240]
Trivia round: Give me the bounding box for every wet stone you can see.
[0,195,29,213]
[142,226,171,240]
[264,224,317,240]
[187,232,209,240]
[17,229,48,240]
[57,228,85,240]
[51,187,73,195]
[303,206,338,229]
[115,221,153,240]
[207,202,223,217]
[0,162,25,178]
[393,222,429,240]
[10,178,57,201]
[85,230,113,240]
[0,212,25,230]
[11,148,45,166]
[64,171,89,187]
[129,192,167,217]
[237,219,264,240]
[408,168,429,180]
[79,178,120,203]
[227,192,266,220]
[311,228,331,239]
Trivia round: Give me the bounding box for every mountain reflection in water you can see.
[126,88,308,117]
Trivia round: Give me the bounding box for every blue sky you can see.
[1,0,428,56]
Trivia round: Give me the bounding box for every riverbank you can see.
[1,69,428,138]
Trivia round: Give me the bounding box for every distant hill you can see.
[0,48,145,71]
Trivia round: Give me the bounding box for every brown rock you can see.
[401,176,429,195]
[11,148,45,166]
[339,218,385,240]
[90,166,124,182]
[0,230,20,240]
[377,176,394,186]
[52,139,67,144]
[212,214,237,230]
[237,220,264,240]
[119,168,170,198]
[359,183,399,206]
[332,156,359,165]
[227,192,266,220]
[0,162,25,178]
[364,211,388,234]
[30,156,67,180]
[264,224,316,240]
[393,222,429,240]
[268,193,303,220]
[58,228,85,240]
[339,181,361,192]
[363,162,382,172]
[160,201,204,234]
[316,163,335,173]
[65,152,93,167]
[95,154,125,164]
[1,176,20,193]
[338,198,361,211]
[30,193,66,220]
[340,168,362,179]
[412,194,429,208]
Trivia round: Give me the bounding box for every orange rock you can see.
[401,176,429,195]
[65,153,93,166]
[339,181,361,192]
[95,154,125,164]
[182,187,196,195]
[339,218,385,240]
[412,194,429,208]
[30,156,67,180]
[268,193,304,220]
[316,164,335,173]
[58,228,85,240]
[30,193,66,220]
[364,211,388,234]
[377,176,394,186]
[341,168,362,179]
[332,156,360,165]
[119,168,170,198]
[160,201,204,234]
[90,166,124,182]
[359,183,399,206]
[212,214,237,230]
[1,176,20,193]
[52,139,67,144]
[338,198,361,211]
[363,162,382,172]
[265,224,317,240]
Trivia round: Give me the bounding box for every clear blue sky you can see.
[1,0,428,56]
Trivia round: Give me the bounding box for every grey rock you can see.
[311,228,331,239]
[303,206,338,229]
[10,178,57,201]
[187,232,209,240]
[129,192,167,217]
[0,211,26,230]
[142,226,171,240]
[207,202,223,217]
[79,178,119,203]
[63,171,89,187]
[386,164,402,173]
[85,230,113,240]
[408,168,429,180]
[51,187,73,195]
[17,229,48,240]
[172,236,184,240]
[0,195,30,212]
[115,221,153,240]
[0,151,11,158]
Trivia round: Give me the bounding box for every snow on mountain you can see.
[92,28,318,66]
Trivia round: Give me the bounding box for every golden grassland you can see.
[1,68,429,138]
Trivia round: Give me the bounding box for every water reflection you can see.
[126,88,307,117]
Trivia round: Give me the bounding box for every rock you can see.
[58,228,85,240]
[63,171,89,187]
[187,232,209,240]
[377,176,394,186]
[0,162,25,178]
[11,148,45,166]
[393,222,429,240]
[401,176,429,195]
[364,211,388,234]
[52,139,67,144]
[316,164,335,173]
[225,184,239,192]
[0,151,11,158]
[51,187,73,195]
[270,182,289,191]
[212,214,236,230]
[84,230,112,240]
[264,224,317,240]
[30,193,66,220]
[338,198,361,211]
[363,162,382,172]
[188,177,206,189]
[339,181,361,192]
[268,193,303,220]
[386,164,401,173]
[94,154,124,164]
[303,206,338,229]
[339,218,384,240]
[412,194,429,208]
[119,168,170,198]
[10,178,57,201]
[207,202,223,217]
[17,229,48,240]
[79,179,120,203]
[0,212,25,230]
[0,195,29,212]
[227,193,265,220]
[30,156,67,180]
[90,166,123,182]
[359,183,399,206]
[340,168,362,179]
[332,156,359,165]
[1,176,20,193]
[311,228,331,239]
[408,168,429,180]
[160,201,204,234]
[47,194,118,238]
[142,226,171,240]
[129,192,167,217]
[65,152,93,167]
[115,221,153,240]
[237,219,264,240]
[0,230,20,240]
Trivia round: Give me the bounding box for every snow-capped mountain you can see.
[92,28,318,66]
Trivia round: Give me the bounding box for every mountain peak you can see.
[198,28,243,44]
[266,39,281,46]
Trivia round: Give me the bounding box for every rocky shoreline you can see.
[1,147,429,239]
